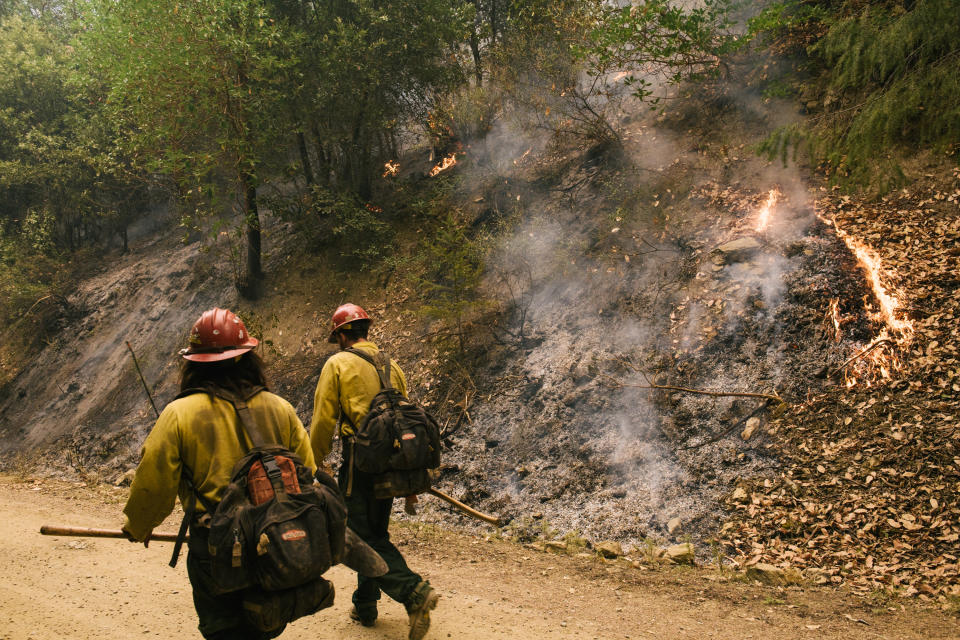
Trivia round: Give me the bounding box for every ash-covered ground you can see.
[429,106,878,548]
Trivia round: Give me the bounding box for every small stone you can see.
[741,417,761,441]
[746,563,787,585]
[545,541,568,553]
[665,543,695,565]
[595,540,623,559]
[714,237,761,263]
[667,518,682,535]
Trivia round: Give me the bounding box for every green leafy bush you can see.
[755,0,960,189]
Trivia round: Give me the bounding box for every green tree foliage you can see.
[0,13,91,249]
[285,0,470,198]
[420,213,487,355]
[0,4,144,348]
[76,0,298,295]
[579,0,739,103]
[815,0,959,180]
[493,0,737,144]
[755,0,959,188]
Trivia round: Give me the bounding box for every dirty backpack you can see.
[342,348,441,499]
[170,386,347,632]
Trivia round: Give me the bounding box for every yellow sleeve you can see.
[288,411,316,473]
[122,406,182,540]
[310,358,340,461]
[391,360,408,398]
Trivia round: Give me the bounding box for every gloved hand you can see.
[404,494,419,516]
[122,526,151,548]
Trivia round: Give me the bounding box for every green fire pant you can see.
[186,526,284,640]
[340,466,423,611]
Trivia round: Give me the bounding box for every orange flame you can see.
[383,160,399,177]
[818,211,914,343]
[514,147,532,166]
[828,298,842,342]
[755,188,780,233]
[429,153,458,177]
[817,206,914,388]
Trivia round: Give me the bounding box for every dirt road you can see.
[1,475,955,640]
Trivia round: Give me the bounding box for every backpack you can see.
[342,348,441,499]
[170,386,347,632]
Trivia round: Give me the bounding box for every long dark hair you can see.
[179,351,269,397]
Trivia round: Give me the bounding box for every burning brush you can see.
[815,207,915,387]
[748,188,913,388]
[429,153,458,177]
[754,187,781,233]
[383,160,399,178]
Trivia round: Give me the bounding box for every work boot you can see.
[405,581,439,640]
[349,603,377,627]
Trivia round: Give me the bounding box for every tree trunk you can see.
[297,130,315,185]
[470,26,483,87]
[240,168,263,296]
[310,124,331,186]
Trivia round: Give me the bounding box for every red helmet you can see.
[328,303,370,343]
[180,308,259,362]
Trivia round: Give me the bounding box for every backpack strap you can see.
[224,393,288,501]
[178,385,271,449]
[169,462,217,568]
[343,348,393,390]
[340,348,393,498]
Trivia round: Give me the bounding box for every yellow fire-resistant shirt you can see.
[310,340,408,462]
[122,390,315,541]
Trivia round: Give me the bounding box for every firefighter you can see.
[122,308,316,640]
[311,303,438,640]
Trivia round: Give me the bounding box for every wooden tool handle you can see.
[427,488,504,526]
[40,525,184,542]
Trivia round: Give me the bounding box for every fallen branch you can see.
[830,338,894,377]
[601,373,784,404]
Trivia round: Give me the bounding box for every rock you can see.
[665,543,695,565]
[714,237,761,264]
[115,468,137,487]
[595,540,623,559]
[741,417,761,441]
[746,563,788,585]
[731,487,749,503]
[667,517,682,535]
[545,540,568,553]
[524,542,546,552]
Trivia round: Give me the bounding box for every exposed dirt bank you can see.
[2,475,955,640]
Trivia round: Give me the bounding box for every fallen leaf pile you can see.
[720,177,960,602]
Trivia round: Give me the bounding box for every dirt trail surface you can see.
[2,476,956,640]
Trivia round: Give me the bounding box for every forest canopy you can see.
[1,0,952,319]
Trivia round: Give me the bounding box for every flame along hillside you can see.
[720,178,960,599]
[383,97,938,564]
